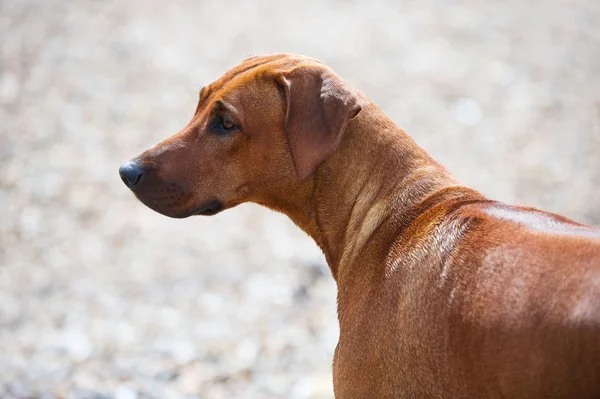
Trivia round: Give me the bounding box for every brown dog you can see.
[119,54,600,398]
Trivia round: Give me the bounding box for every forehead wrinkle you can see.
[206,59,274,96]
[212,98,240,119]
[205,72,263,113]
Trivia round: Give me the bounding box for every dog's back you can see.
[335,194,600,398]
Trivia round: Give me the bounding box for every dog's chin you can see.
[138,199,224,219]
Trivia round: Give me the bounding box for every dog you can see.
[119,54,600,398]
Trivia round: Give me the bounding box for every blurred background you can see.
[1,0,599,398]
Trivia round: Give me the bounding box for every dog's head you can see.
[119,54,362,218]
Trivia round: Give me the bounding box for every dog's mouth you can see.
[193,200,224,216]
[129,180,224,218]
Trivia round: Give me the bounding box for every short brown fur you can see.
[120,54,600,398]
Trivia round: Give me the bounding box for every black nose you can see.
[119,161,144,187]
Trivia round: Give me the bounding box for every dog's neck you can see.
[263,102,471,281]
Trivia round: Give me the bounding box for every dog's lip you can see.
[193,200,224,216]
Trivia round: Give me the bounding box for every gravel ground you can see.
[1,0,599,398]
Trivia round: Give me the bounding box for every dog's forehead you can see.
[227,53,323,80]
[201,53,323,101]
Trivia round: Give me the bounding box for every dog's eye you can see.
[221,118,234,130]
[212,115,237,135]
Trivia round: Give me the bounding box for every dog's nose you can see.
[119,161,144,187]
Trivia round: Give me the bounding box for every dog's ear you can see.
[276,66,362,180]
